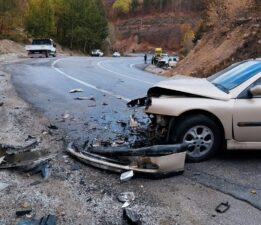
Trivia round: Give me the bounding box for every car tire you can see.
[45,51,49,58]
[170,114,222,162]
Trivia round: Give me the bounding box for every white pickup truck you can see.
[25,39,57,58]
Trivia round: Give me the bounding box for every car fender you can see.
[145,97,235,139]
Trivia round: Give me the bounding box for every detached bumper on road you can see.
[67,143,187,177]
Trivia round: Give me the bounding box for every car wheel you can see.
[170,114,222,162]
[45,51,49,58]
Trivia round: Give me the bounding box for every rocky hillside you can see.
[104,0,204,53]
[169,0,261,77]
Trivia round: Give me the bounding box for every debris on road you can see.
[66,142,187,177]
[0,141,55,172]
[118,192,135,203]
[16,209,33,217]
[0,102,3,106]
[17,214,57,225]
[63,113,70,119]
[0,182,9,191]
[250,190,257,195]
[123,208,142,225]
[27,161,51,179]
[69,88,83,93]
[122,201,130,208]
[120,170,134,182]
[130,114,139,128]
[0,156,5,164]
[74,96,95,101]
[87,104,96,107]
[215,202,230,213]
[48,124,58,130]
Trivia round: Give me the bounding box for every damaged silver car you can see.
[128,59,261,162]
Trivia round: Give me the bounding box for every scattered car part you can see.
[123,208,142,225]
[67,142,187,177]
[27,162,51,179]
[0,142,55,170]
[16,210,33,217]
[120,170,134,182]
[89,144,187,156]
[122,201,131,208]
[17,214,57,225]
[63,113,70,119]
[118,192,135,203]
[0,141,38,154]
[0,182,9,191]
[215,202,230,213]
[0,156,5,164]
[130,115,139,128]
[0,102,3,106]
[74,96,95,101]
[39,214,57,225]
[69,88,83,93]
[48,124,58,130]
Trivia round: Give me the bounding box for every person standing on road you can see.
[144,54,147,64]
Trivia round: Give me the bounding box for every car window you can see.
[208,61,261,91]
[32,39,51,45]
[238,77,261,99]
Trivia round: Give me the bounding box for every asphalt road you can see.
[4,56,261,224]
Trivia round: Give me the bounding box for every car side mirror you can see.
[250,85,261,97]
[53,44,57,47]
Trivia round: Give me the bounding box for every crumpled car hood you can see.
[149,75,231,101]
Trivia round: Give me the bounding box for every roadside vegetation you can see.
[0,0,108,53]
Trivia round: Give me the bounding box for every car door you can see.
[233,78,261,142]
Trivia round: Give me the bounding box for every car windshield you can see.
[207,61,261,92]
[32,39,51,45]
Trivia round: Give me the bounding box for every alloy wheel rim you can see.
[183,125,214,158]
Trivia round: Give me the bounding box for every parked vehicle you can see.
[112,51,121,57]
[168,56,179,68]
[157,56,178,68]
[25,39,56,58]
[128,59,261,162]
[157,57,169,68]
[91,49,104,57]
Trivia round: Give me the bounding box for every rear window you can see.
[32,39,51,45]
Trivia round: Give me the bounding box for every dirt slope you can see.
[168,0,261,77]
[104,1,204,53]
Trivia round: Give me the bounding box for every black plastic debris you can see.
[90,144,187,157]
[0,140,38,155]
[0,102,3,106]
[29,181,42,186]
[74,96,95,101]
[215,202,230,213]
[48,124,58,130]
[16,210,32,217]
[123,208,142,225]
[28,162,50,179]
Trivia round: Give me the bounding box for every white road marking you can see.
[51,59,131,102]
[97,60,153,85]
